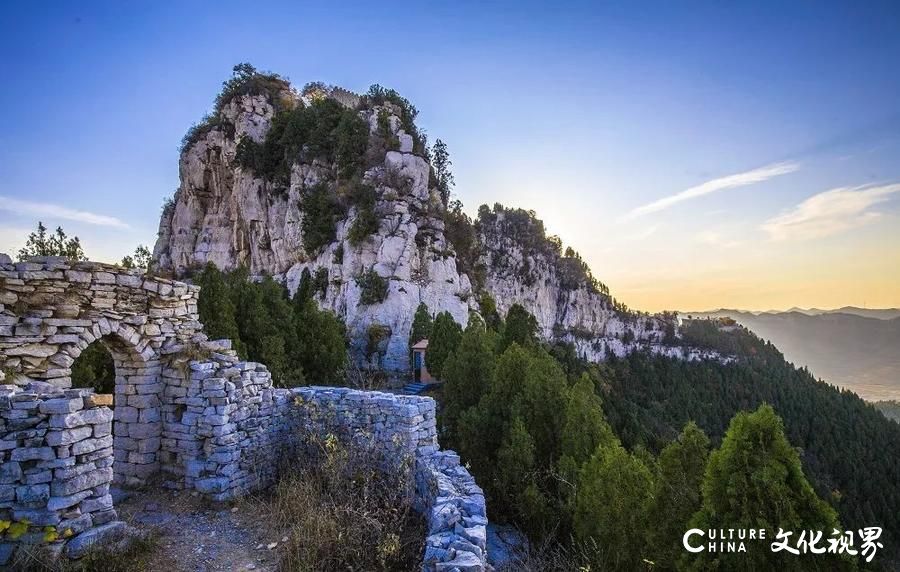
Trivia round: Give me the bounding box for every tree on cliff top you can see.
[431,139,454,206]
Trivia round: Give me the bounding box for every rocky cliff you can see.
[153,68,708,375]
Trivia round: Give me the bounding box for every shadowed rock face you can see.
[153,82,701,376]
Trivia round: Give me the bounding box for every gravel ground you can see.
[113,488,286,572]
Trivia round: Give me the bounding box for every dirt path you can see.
[113,488,285,572]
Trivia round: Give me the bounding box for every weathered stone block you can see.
[84,393,113,407]
[65,521,125,558]
[80,493,113,513]
[71,435,113,455]
[46,426,93,446]
[11,446,55,461]
[47,490,93,511]
[51,467,113,496]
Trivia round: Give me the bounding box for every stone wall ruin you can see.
[0,255,487,570]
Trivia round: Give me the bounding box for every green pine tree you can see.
[409,302,433,352]
[292,292,348,387]
[683,404,849,571]
[647,422,710,569]
[498,303,539,353]
[195,263,245,357]
[574,442,656,571]
[441,323,497,446]
[426,311,462,379]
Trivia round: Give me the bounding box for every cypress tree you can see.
[426,311,462,379]
[648,422,710,568]
[683,404,848,571]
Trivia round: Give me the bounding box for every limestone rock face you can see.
[476,211,695,361]
[154,90,473,374]
[155,93,301,275]
[154,82,711,376]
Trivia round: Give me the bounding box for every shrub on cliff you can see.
[182,63,288,153]
[300,182,347,255]
[355,269,388,305]
[363,84,426,154]
[347,182,379,246]
[442,199,478,276]
[235,97,369,187]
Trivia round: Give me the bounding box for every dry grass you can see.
[261,434,424,572]
[495,536,616,572]
[10,529,159,572]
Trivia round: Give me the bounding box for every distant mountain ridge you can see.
[683,308,900,400]
[694,306,900,320]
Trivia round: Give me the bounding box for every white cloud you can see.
[761,183,900,241]
[624,162,799,220]
[0,195,129,229]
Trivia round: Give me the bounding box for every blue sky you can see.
[1,1,899,311]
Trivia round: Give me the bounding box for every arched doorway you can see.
[71,340,116,393]
[70,333,163,488]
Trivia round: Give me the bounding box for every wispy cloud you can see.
[695,230,744,249]
[761,183,900,241]
[624,162,799,220]
[0,195,128,229]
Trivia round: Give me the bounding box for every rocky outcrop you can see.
[153,77,713,376]
[153,87,474,375]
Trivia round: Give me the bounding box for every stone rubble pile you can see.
[418,451,489,572]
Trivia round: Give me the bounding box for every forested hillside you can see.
[601,334,900,546]
[432,305,900,569]
[685,310,900,400]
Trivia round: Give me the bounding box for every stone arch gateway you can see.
[0,255,488,570]
[0,256,202,488]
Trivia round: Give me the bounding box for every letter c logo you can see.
[683,528,705,553]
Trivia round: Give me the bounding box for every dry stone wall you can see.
[0,255,208,488]
[164,350,489,570]
[0,255,488,570]
[0,385,122,563]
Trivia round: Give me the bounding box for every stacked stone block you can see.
[0,255,208,488]
[0,255,203,391]
[166,350,487,570]
[0,384,121,565]
[417,452,488,571]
